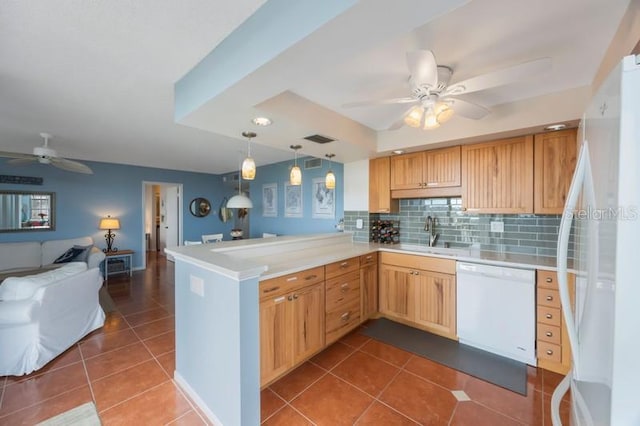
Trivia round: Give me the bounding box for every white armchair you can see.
[0,263,105,376]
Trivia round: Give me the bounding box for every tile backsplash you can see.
[344,197,574,258]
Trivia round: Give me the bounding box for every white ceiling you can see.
[0,0,632,175]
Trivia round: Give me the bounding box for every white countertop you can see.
[166,233,565,282]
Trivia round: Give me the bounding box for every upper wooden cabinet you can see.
[390,146,462,198]
[461,136,534,214]
[534,129,578,214]
[369,157,398,213]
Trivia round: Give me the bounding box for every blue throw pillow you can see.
[53,246,91,264]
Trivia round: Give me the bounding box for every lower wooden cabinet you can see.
[360,253,378,322]
[259,282,324,386]
[379,252,456,339]
[325,257,361,344]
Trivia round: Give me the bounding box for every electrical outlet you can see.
[190,275,205,297]
[490,221,504,233]
[356,218,363,229]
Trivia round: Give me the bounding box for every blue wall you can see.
[247,157,344,238]
[0,159,237,268]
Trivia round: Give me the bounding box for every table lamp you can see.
[99,215,120,253]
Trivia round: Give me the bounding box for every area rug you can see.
[361,318,527,395]
[98,286,117,313]
[36,401,101,425]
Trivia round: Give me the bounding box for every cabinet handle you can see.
[340,262,349,268]
[287,295,293,301]
[414,271,420,276]
[461,207,467,211]
[293,294,299,300]
[409,271,414,275]
[340,283,349,292]
[365,255,373,260]
[546,349,554,355]
[305,274,317,281]
[546,295,554,301]
[417,183,423,188]
[341,312,351,322]
[546,331,553,337]
[286,276,298,282]
[275,296,285,303]
[263,286,280,294]
[546,313,553,319]
[546,277,553,283]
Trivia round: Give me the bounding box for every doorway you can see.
[142,181,183,268]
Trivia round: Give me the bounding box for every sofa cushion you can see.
[0,242,41,273]
[0,262,88,301]
[53,245,92,264]
[41,237,94,266]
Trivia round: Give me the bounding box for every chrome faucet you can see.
[424,216,439,247]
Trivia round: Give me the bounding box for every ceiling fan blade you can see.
[50,157,93,174]
[407,50,438,88]
[342,97,417,108]
[0,151,34,160]
[444,57,551,95]
[446,98,490,120]
[6,157,38,165]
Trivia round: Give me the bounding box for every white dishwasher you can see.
[456,262,536,365]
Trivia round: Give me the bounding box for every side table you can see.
[104,249,134,284]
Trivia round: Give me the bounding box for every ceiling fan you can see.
[0,133,93,174]
[343,50,551,130]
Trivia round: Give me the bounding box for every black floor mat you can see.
[361,318,527,395]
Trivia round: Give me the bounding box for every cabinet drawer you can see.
[326,300,361,343]
[326,271,360,311]
[360,252,378,266]
[537,270,558,290]
[537,323,561,345]
[259,266,325,300]
[326,257,360,279]
[380,252,456,274]
[537,306,561,326]
[538,341,562,363]
[538,288,560,309]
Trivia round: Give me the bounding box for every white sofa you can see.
[0,237,106,376]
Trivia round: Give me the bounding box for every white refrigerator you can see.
[553,54,640,425]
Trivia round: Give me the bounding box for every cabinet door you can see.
[360,263,378,322]
[424,146,461,188]
[462,136,534,213]
[379,264,414,320]
[534,129,577,214]
[292,284,325,364]
[260,294,292,386]
[413,271,456,339]
[390,152,424,190]
[369,157,398,213]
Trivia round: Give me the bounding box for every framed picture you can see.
[312,178,335,219]
[284,182,303,218]
[262,183,277,217]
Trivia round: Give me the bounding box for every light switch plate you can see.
[356,218,363,229]
[190,275,205,297]
[490,221,504,233]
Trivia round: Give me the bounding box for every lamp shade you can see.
[325,170,336,189]
[226,194,253,209]
[99,216,120,230]
[241,157,256,180]
[290,165,302,186]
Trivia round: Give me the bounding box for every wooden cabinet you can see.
[390,146,462,199]
[379,252,456,339]
[259,267,325,386]
[360,252,378,322]
[325,257,361,344]
[461,135,534,213]
[536,269,574,375]
[369,157,398,213]
[534,129,578,214]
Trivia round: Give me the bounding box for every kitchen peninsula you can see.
[166,233,566,425]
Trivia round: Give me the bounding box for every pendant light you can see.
[227,155,253,209]
[241,131,256,180]
[325,153,336,189]
[289,145,302,186]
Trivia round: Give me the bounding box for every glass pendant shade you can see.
[290,165,302,186]
[435,102,454,123]
[241,157,256,180]
[325,170,336,189]
[403,106,424,128]
[423,109,441,129]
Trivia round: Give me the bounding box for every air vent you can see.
[303,134,335,144]
[304,158,322,169]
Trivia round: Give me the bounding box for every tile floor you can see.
[0,252,571,425]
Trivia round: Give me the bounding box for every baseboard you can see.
[174,371,223,426]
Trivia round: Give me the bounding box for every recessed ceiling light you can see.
[252,117,272,126]
[392,150,405,155]
[544,123,567,131]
